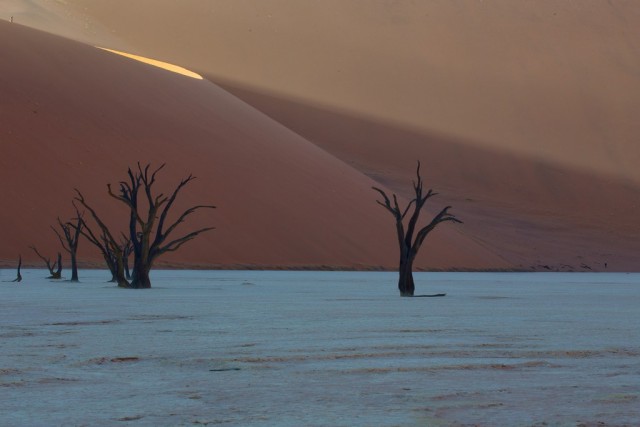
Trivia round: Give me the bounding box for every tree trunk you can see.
[113,256,130,288]
[13,255,22,283]
[124,257,131,280]
[398,256,415,297]
[131,262,151,289]
[49,253,62,279]
[103,252,117,283]
[116,277,130,288]
[70,252,79,282]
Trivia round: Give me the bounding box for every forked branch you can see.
[101,163,216,288]
[372,161,461,296]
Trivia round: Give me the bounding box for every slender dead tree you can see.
[373,161,462,296]
[29,246,62,279]
[74,191,130,288]
[2,256,22,283]
[12,255,22,282]
[52,208,84,282]
[107,163,215,289]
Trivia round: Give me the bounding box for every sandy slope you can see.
[47,0,640,271]
[51,0,640,183]
[3,1,640,270]
[0,22,500,270]
[213,83,640,271]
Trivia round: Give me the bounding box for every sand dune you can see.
[214,83,640,271]
[0,22,502,270]
[3,1,640,271]
[52,0,640,184]
[96,48,203,80]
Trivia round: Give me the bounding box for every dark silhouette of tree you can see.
[12,255,22,282]
[52,208,84,282]
[373,161,461,296]
[2,256,22,283]
[106,163,215,289]
[29,246,62,279]
[74,191,130,288]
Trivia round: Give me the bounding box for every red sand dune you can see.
[50,1,640,180]
[2,0,640,271]
[0,22,500,270]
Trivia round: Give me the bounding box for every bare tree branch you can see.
[51,221,70,254]
[96,163,216,288]
[29,245,54,274]
[373,161,461,296]
[73,189,130,287]
[157,226,216,256]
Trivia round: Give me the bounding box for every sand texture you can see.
[1,1,640,270]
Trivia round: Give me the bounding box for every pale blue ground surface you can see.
[1,270,639,426]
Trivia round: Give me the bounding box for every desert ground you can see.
[1,270,639,425]
[1,1,639,271]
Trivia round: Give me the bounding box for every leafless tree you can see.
[29,246,62,279]
[73,191,130,287]
[12,255,22,282]
[2,256,22,283]
[106,163,215,288]
[52,207,84,282]
[373,161,461,296]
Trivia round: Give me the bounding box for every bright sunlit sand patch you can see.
[96,47,203,80]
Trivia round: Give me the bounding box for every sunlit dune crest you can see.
[96,47,202,80]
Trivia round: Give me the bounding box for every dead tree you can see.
[52,208,84,282]
[2,256,22,283]
[74,191,130,288]
[107,163,215,288]
[29,246,62,279]
[373,162,461,296]
[12,255,22,282]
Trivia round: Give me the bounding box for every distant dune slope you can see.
[53,0,640,183]
[214,83,640,271]
[0,22,501,270]
[3,1,640,270]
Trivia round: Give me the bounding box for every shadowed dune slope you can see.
[3,1,640,271]
[215,83,640,271]
[0,22,503,270]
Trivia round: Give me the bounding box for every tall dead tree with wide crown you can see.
[373,161,462,296]
[107,163,216,289]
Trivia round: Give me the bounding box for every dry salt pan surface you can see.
[1,270,639,426]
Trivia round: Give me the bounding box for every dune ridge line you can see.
[96,46,203,80]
